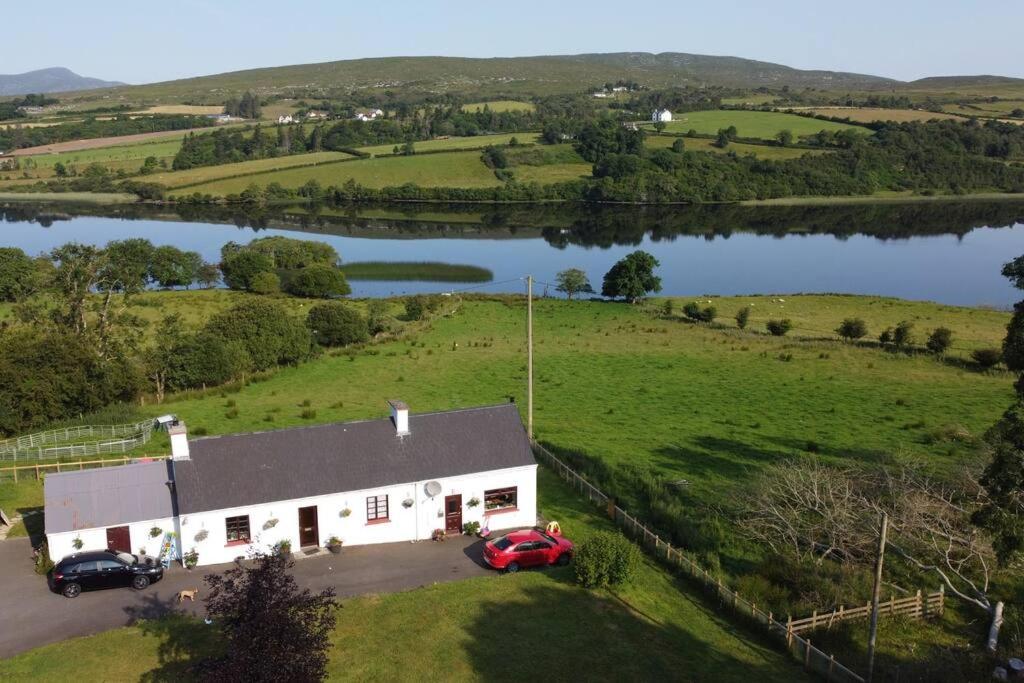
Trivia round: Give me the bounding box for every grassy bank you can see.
[340,261,493,282]
[644,110,870,139]
[0,469,803,682]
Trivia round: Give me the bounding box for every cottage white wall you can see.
[46,515,178,564]
[179,464,537,566]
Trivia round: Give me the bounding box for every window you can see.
[366,494,389,522]
[225,515,251,543]
[97,559,123,570]
[484,487,518,512]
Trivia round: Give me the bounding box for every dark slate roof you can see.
[172,403,534,514]
[44,460,176,534]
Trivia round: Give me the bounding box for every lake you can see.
[3,200,1024,306]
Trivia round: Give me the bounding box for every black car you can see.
[49,550,164,598]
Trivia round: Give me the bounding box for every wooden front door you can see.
[444,495,462,534]
[298,506,319,548]
[106,525,131,553]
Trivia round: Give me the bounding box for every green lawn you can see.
[461,100,536,113]
[357,132,539,157]
[0,470,803,682]
[646,110,870,140]
[512,162,592,183]
[145,151,353,189]
[186,151,502,195]
[645,134,826,160]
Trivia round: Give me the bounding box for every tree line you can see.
[0,114,215,152]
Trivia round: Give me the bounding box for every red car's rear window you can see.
[492,537,514,551]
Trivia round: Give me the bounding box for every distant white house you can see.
[652,109,673,123]
[354,108,385,122]
[592,92,610,99]
[277,114,295,124]
[45,402,538,567]
[305,110,328,120]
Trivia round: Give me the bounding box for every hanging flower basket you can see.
[263,518,279,530]
[402,498,414,508]
[194,529,209,543]
[467,497,481,508]
[340,508,352,518]
[149,527,163,538]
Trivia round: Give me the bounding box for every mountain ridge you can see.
[0,67,125,96]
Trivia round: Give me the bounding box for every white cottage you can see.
[652,108,673,123]
[45,402,537,567]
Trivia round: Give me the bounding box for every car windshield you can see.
[116,552,135,565]
[492,537,514,551]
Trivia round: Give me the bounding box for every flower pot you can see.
[327,544,342,555]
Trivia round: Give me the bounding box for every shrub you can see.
[285,264,350,299]
[766,319,792,336]
[34,542,55,576]
[662,299,674,317]
[405,295,427,321]
[735,307,750,329]
[926,327,953,355]
[366,299,390,335]
[892,320,915,348]
[682,302,716,323]
[300,408,317,420]
[204,299,315,372]
[306,302,369,347]
[879,327,894,345]
[835,318,867,341]
[573,531,640,588]
[972,348,1003,368]
[462,521,481,535]
[250,271,280,295]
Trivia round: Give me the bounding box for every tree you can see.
[766,319,792,336]
[601,251,661,303]
[285,264,350,298]
[366,299,390,335]
[103,238,155,293]
[555,268,593,300]
[204,299,314,372]
[653,121,667,134]
[49,243,107,334]
[1004,302,1024,373]
[250,271,281,295]
[776,129,794,146]
[405,295,426,321]
[892,320,915,349]
[306,302,369,347]
[713,129,731,148]
[835,318,868,341]
[197,263,221,289]
[200,552,336,681]
[220,250,274,291]
[926,327,954,355]
[149,246,201,288]
[574,531,640,588]
[682,302,716,323]
[735,307,750,329]
[0,247,38,301]
[671,138,685,153]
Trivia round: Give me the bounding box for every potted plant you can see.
[326,536,343,554]
[340,508,352,518]
[467,497,481,508]
[184,549,199,570]
[275,539,292,558]
[194,529,209,543]
[431,528,447,542]
[72,537,83,550]
[149,526,163,538]
[462,521,481,536]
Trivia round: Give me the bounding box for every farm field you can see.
[146,151,354,189]
[0,470,802,682]
[802,107,965,123]
[461,100,536,113]
[357,132,540,157]
[644,134,825,160]
[721,95,779,106]
[8,127,212,157]
[130,105,225,116]
[646,110,870,140]
[260,102,300,121]
[185,151,502,195]
[10,138,183,177]
[512,163,592,184]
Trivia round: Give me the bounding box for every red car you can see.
[483,528,574,573]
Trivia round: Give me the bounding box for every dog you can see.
[176,587,199,603]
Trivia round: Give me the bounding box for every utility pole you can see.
[527,275,533,440]
[867,511,889,683]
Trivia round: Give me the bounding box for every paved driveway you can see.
[0,535,492,658]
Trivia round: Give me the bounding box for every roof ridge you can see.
[188,402,518,443]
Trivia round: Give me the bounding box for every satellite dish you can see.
[424,481,442,497]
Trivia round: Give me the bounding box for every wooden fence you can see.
[533,441,866,683]
[0,455,169,483]
[788,589,944,635]
[0,420,155,462]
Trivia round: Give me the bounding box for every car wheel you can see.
[556,553,571,567]
[505,562,520,574]
[131,575,150,590]
[62,583,81,598]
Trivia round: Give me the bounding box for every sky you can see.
[3,0,1021,85]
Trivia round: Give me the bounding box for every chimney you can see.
[388,400,409,435]
[169,422,190,460]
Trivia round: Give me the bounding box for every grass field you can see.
[803,107,965,123]
[186,150,502,195]
[0,469,802,682]
[644,134,826,160]
[131,105,225,116]
[512,163,592,183]
[646,110,870,140]
[147,151,353,189]
[340,262,493,282]
[12,138,183,177]
[357,132,540,157]
[721,95,779,106]
[461,100,536,113]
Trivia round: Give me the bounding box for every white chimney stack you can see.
[169,422,190,460]
[388,400,409,435]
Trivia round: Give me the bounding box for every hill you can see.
[0,67,125,96]
[60,52,896,102]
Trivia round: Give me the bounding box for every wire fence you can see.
[0,455,170,483]
[533,441,866,683]
[0,420,156,462]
